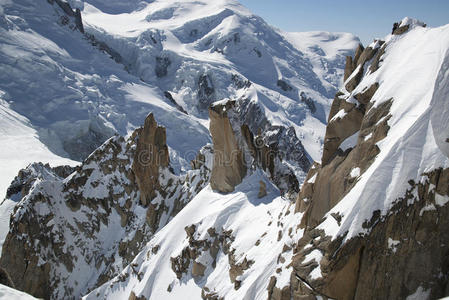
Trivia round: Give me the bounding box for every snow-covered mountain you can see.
[84,17,449,300]
[0,0,361,298]
[1,1,448,300]
[0,0,358,201]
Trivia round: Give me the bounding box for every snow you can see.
[387,238,400,253]
[399,17,426,29]
[435,193,449,207]
[406,286,430,300]
[0,199,15,252]
[0,96,78,250]
[0,284,38,300]
[350,167,361,178]
[318,22,449,241]
[84,170,305,300]
[0,0,357,194]
[364,132,373,141]
[339,131,359,151]
[283,31,359,91]
[302,249,323,280]
[80,0,359,165]
[420,204,437,216]
[307,173,317,184]
[330,108,346,122]
[0,0,212,177]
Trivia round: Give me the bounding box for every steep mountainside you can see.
[2,1,447,300]
[0,0,361,299]
[82,18,449,300]
[289,18,449,300]
[0,114,213,299]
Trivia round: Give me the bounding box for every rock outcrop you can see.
[49,0,84,33]
[132,113,169,206]
[209,101,247,193]
[290,168,449,300]
[282,19,448,300]
[209,98,310,198]
[0,114,212,299]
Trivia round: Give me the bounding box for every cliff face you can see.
[209,101,247,193]
[266,18,449,300]
[208,98,310,198]
[0,114,212,299]
[132,114,169,206]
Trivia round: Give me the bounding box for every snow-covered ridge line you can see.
[288,18,449,300]
[0,114,213,299]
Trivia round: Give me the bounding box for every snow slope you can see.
[84,171,304,300]
[0,0,211,171]
[0,0,357,192]
[81,0,359,161]
[0,95,77,200]
[0,284,38,300]
[317,20,449,240]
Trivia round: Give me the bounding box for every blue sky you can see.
[239,0,449,45]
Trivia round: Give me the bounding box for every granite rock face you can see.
[209,101,246,193]
[208,98,310,198]
[280,20,449,300]
[132,113,169,206]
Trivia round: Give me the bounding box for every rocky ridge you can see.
[1,1,446,300]
[209,97,311,198]
[263,19,449,300]
[0,114,212,299]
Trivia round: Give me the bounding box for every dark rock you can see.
[277,80,293,92]
[209,102,246,193]
[392,24,410,35]
[369,43,386,73]
[345,64,364,92]
[0,267,14,288]
[354,82,379,105]
[344,56,354,82]
[128,291,147,300]
[164,91,188,114]
[300,92,316,113]
[54,0,75,16]
[258,180,267,198]
[356,46,377,67]
[231,74,251,89]
[155,56,171,78]
[198,74,215,109]
[74,8,84,33]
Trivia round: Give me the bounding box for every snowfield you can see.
[0,284,38,300]
[84,171,304,300]
[0,0,358,261]
[84,17,449,300]
[0,0,358,193]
